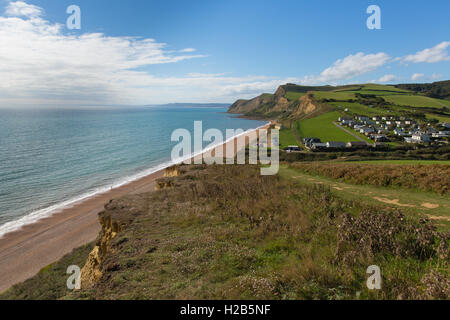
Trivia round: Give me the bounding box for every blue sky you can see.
[0,0,449,106]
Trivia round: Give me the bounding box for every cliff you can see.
[228,84,331,121]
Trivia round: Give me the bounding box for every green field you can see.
[311,91,355,100]
[384,94,450,108]
[285,91,305,101]
[340,160,450,165]
[295,111,358,143]
[279,128,300,148]
[330,101,396,117]
[358,84,411,92]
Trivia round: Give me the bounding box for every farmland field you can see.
[384,94,450,108]
[330,101,395,116]
[285,91,305,101]
[359,84,411,92]
[339,160,450,165]
[279,128,300,148]
[295,111,357,142]
[311,91,355,100]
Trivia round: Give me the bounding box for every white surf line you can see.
[0,122,271,239]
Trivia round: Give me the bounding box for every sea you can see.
[0,106,267,237]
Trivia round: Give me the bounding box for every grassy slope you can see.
[2,164,448,300]
[341,160,450,165]
[280,166,450,229]
[279,128,300,148]
[285,91,305,101]
[295,111,360,143]
[384,95,450,108]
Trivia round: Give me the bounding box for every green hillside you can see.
[295,111,359,143]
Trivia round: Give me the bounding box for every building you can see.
[357,116,370,122]
[311,142,327,150]
[432,132,449,138]
[303,137,321,148]
[284,145,301,152]
[373,135,389,142]
[346,141,367,148]
[326,142,346,149]
[360,127,375,135]
[412,133,430,143]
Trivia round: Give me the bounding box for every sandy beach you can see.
[0,122,272,293]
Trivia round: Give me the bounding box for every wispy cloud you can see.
[298,52,391,85]
[404,41,450,63]
[318,52,390,82]
[179,48,196,53]
[0,1,299,106]
[411,73,424,81]
[377,74,397,83]
[5,0,42,18]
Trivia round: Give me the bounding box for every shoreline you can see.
[0,121,272,293]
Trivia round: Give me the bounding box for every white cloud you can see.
[430,73,443,80]
[180,48,196,53]
[377,74,396,83]
[404,41,450,63]
[5,1,42,18]
[411,73,424,81]
[317,52,390,82]
[0,1,300,106]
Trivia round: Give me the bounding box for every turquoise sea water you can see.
[0,106,266,237]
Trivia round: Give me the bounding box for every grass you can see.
[287,162,450,195]
[280,166,450,230]
[425,113,450,123]
[340,160,450,165]
[360,84,412,93]
[310,91,355,100]
[279,128,300,148]
[384,95,450,109]
[295,111,360,143]
[285,91,305,101]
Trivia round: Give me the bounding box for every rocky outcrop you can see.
[288,93,329,120]
[228,94,274,114]
[81,214,121,288]
[228,84,329,121]
[80,197,144,288]
[228,83,333,121]
[164,165,180,177]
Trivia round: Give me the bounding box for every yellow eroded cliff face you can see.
[164,165,180,177]
[81,214,122,288]
[289,93,319,119]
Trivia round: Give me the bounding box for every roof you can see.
[347,141,366,146]
[326,141,346,147]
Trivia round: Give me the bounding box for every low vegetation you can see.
[2,165,448,300]
[288,162,450,195]
[279,145,450,162]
